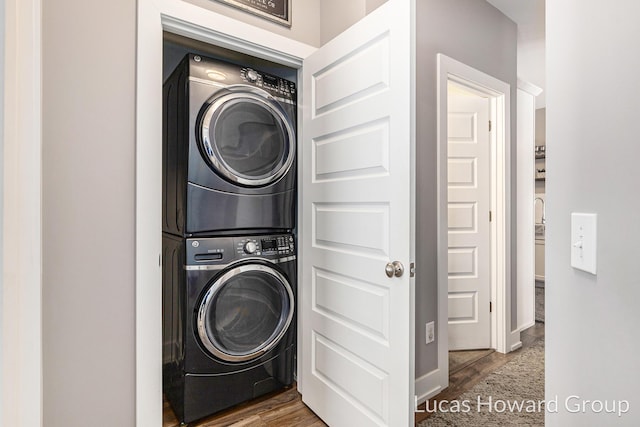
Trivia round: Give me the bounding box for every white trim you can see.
[135,1,314,424]
[510,330,523,352]
[414,369,443,404]
[517,78,543,97]
[2,0,42,424]
[518,320,535,333]
[515,79,542,333]
[436,53,514,392]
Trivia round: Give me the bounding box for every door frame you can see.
[136,0,314,424]
[1,0,43,424]
[436,54,518,388]
[516,79,542,332]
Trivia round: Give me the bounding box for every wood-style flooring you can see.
[163,384,326,427]
[164,322,545,426]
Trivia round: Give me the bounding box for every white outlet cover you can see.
[426,321,435,344]
[571,213,597,275]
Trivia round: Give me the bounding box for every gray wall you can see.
[546,1,640,424]
[42,0,137,424]
[320,0,366,45]
[415,0,517,377]
[365,0,387,14]
[319,0,388,45]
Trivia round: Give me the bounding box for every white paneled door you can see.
[447,83,491,351]
[300,0,415,425]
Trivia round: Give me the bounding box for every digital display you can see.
[261,239,277,250]
[263,74,278,86]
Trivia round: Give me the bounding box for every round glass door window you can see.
[200,87,295,187]
[196,263,294,362]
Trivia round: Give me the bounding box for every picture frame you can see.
[214,0,292,27]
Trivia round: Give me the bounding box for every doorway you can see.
[136,6,313,424]
[446,81,492,352]
[436,54,516,390]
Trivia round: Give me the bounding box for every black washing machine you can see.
[162,232,296,423]
[163,54,297,237]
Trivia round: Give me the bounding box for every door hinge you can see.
[490,301,493,313]
[489,210,492,222]
[489,120,492,132]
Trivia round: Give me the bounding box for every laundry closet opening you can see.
[161,32,300,424]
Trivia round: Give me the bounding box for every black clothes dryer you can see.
[163,54,297,237]
[162,233,296,424]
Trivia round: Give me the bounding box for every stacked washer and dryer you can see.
[162,54,298,424]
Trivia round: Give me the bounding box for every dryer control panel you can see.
[240,67,296,101]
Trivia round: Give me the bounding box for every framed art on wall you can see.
[215,0,291,27]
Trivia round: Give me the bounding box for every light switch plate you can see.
[571,213,597,274]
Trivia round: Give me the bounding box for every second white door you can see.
[447,82,491,351]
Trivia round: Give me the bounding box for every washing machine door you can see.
[196,262,294,363]
[200,86,295,187]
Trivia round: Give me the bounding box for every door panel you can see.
[447,84,491,351]
[301,1,415,425]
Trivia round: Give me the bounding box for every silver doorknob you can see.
[385,261,405,278]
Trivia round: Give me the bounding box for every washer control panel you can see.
[186,234,295,266]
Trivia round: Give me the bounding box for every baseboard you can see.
[510,330,522,352]
[415,369,443,404]
[518,320,535,332]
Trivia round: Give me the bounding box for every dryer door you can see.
[196,262,294,363]
[200,86,295,187]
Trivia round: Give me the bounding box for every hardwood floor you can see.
[164,323,544,426]
[163,384,326,427]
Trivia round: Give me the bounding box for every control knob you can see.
[244,241,257,254]
[246,69,258,82]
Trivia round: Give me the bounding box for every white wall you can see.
[546,0,640,424]
[0,0,4,417]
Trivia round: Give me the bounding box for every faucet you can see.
[534,197,546,224]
